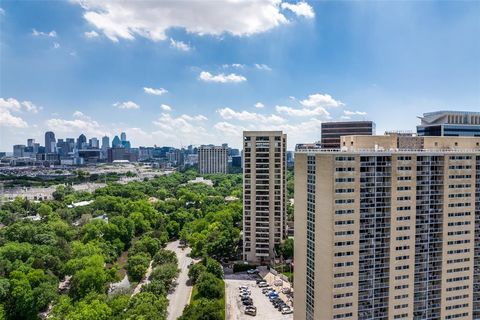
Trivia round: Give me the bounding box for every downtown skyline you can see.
[1,1,479,151]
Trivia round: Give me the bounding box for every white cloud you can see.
[281,1,315,18]
[218,107,286,124]
[46,116,105,137]
[160,104,172,112]
[254,63,272,71]
[74,0,310,42]
[152,113,212,143]
[276,105,330,117]
[32,29,57,37]
[254,102,265,109]
[0,97,40,114]
[0,112,28,128]
[300,93,344,108]
[84,30,99,38]
[143,87,168,96]
[199,71,246,83]
[344,110,367,116]
[53,42,60,49]
[72,111,91,120]
[170,38,191,51]
[113,101,140,109]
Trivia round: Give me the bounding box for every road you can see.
[166,240,193,320]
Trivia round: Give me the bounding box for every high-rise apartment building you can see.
[44,131,56,153]
[197,145,228,174]
[417,111,480,137]
[294,134,480,320]
[321,121,375,149]
[243,131,287,263]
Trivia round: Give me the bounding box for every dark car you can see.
[242,299,254,306]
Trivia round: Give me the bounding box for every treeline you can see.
[0,170,242,320]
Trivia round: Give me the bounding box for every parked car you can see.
[240,292,251,298]
[241,296,252,301]
[245,306,257,316]
[256,279,266,284]
[239,286,249,291]
[281,287,291,294]
[247,269,259,274]
[242,299,254,306]
[262,287,273,294]
[258,282,269,288]
[282,307,294,314]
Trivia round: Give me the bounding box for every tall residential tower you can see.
[243,131,287,263]
[294,134,480,320]
[197,145,228,174]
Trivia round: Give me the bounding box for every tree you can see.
[196,272,223,300]
[166,220,180,239]
[187,263,206,285]
[150,263,179,290]
[124,292,167,320]
[203,258,223,279]
[179,299,223,320]
[125,253,150,282]
[153,249,177,266]
[130,236,161,257]
[70,265,108,300]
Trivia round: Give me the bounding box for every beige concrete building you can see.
[197,145,228,174]
[294,134,480,320]
[243,131,287,263]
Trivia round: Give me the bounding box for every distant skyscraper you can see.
[27,138,35,147]
[45,131,56,153]
[89,137,99,149]
[112,135,121,148]
[197,145,228,174]
[121,132,126,142]
[66,138,75,154]
[77,134,87,150]
[417,110,480,136]
[321,121,375,149]
[13,144,25,157]
[101,135,110,158]
[243,131,287,263]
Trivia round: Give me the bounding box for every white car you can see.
[281,307,293,314]
[239,292,251,298]
[258,282,269,288]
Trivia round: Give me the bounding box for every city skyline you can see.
[1,1,479,151]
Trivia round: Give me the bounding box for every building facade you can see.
[321,121,375,149]
[44,131,56,153]
[197,145,228,174]
[417,111,480,137]
[243,131,287,263]
[294,134,480,320]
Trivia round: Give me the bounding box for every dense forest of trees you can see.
[0,170,242,320]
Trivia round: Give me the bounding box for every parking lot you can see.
[225,273,293,320]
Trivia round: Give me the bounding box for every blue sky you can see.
[1,0,479,151]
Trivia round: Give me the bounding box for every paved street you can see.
[225,273,293,320]
[166,240,193,320]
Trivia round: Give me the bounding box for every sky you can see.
[0,0,479,151]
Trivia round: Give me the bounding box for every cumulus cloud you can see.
[254,102,265,109]
[254,63,272,71]
[46,116,105,137]
[199,71,247,83]
[84,30,99,38]
[170,38,191,51]
[152,113,212,143]
[144,87,168,96]
[275,105,330,117]
[113,101,140,109]
[300,93,344,108]
[32,29,57,37]
[281,1,315,18]
[73,0,313,42]
[0,98,41,127]
[53,42,60,49]
[160,104,172,112]
[344,110,367,116]
[218,107,286,124]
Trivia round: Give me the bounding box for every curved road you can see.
[166,240,193,320]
